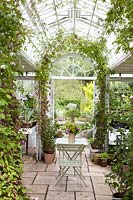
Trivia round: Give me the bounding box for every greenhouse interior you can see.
[0,0,133,200]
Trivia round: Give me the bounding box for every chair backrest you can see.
[57,143,85,161]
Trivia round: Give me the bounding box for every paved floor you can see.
[22,148,112,200]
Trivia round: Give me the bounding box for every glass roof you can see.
[19,0,127,69]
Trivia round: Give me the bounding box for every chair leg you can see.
[55,167,70,186]
[73,167,87,186]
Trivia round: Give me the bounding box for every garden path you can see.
[22,147,112,200]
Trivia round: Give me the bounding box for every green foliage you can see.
[19,94,37,123]
[65,109,80,119]
[65,122,80,135]
[81,82,94,114]
[36,31,110,155]
[110,82,132,127]
[99,152,109,159]
[0,0,28,199]
[42,120,57,153]
[123,100,133,199]
[88,137,95,144]
[105,128,132,197]
[104,0,133,53]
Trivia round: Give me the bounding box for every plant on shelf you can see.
[18,93,37,128]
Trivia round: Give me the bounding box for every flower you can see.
[65,122,80,135]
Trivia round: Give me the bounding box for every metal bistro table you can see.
[55,137,88,186]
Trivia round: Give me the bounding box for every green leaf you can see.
[0,113,5,119]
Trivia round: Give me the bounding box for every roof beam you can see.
[29,0,49,39]
[87,0,97,38]
[53,0,60,30]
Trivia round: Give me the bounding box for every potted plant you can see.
[98,152,109,167]
[89,137,103,162]
[19,93,37,128]
[42,120,57,164]
[105,128,130,199]
[65,121,80,143]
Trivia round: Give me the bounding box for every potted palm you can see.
[42,121,57,164]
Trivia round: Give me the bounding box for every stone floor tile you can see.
[67,176,91,185]
[31,164,47,172]
[23,164,37,172]
[46,164,59,171]
[67,184,93,192]
[49,184,66,191]
[93,183,112,195]
[91,176,106,184]
[23,156,36,164]
[37,171,58,176]
[22,172,37,178]
[89,165,105,172]
[27,193,45,200]
[76,192,95,200]
[44,171,59,176]
[23,162,47,172]
[22,177,34,185]
[26,184,47,194]
[34,175,65,185]
[87,172,104,177]
[67,177,93,192]
[95,195,112,200]
[46,191,74,200]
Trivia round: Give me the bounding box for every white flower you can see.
[10,52,15,57]
[11,62,16,66]
[0,65,6,69]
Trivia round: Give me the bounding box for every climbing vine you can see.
[0,1,29,199]
[104,0,133,53]
[36,31,110,150]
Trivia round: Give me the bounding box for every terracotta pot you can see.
[99,158,108,167]
[44,152,55,164]
[93,153,101,165]
[122,164,129,172]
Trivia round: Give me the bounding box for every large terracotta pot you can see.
[44,152,55,164]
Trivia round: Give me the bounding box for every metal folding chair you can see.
[55,143,87,186]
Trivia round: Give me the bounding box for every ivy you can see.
[104,0,133,53]
[0,1,29,199]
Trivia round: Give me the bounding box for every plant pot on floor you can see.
[44,152,55,164]
[93,153,101,165]
[98,158,108,167]
[112,192,124,200]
